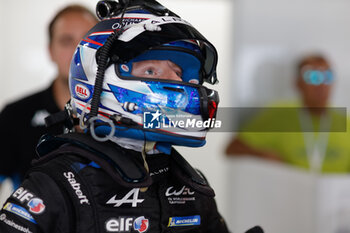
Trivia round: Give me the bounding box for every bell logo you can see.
[75,84,90,100]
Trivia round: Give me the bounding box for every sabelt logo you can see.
[63,172,90,205]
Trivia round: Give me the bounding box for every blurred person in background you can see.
[226,54,350,173]
[0,5,98,183]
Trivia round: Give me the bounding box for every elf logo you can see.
[75,84,90,100]
[27,198,45,214]
[12,187,46,214]
[105,216,149,232]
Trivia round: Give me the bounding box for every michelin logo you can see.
[168,215,201,227]
[3,202,37,224]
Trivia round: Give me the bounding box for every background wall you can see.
[228,0,350,232]
[0,0,96,107]
[231,0,350,110]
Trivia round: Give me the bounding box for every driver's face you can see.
[131,60,182,81]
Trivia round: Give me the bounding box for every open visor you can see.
[109,16,218,84]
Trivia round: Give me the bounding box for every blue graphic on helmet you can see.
[70,47,88,81]
[108,81,201,115]
[81,34,110,49]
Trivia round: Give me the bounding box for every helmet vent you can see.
[162,86,184,93]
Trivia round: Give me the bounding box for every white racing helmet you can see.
[69,0,219,148]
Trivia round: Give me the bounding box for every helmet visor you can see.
[110,17,218,84]
[117,44,203,84]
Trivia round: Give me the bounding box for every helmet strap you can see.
[140,141,155,192]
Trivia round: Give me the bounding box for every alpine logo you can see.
[105,216,149,232]
[106,188,144,207]
[149,167,169,176]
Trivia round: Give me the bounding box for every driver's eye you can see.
[145,68,155,76]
